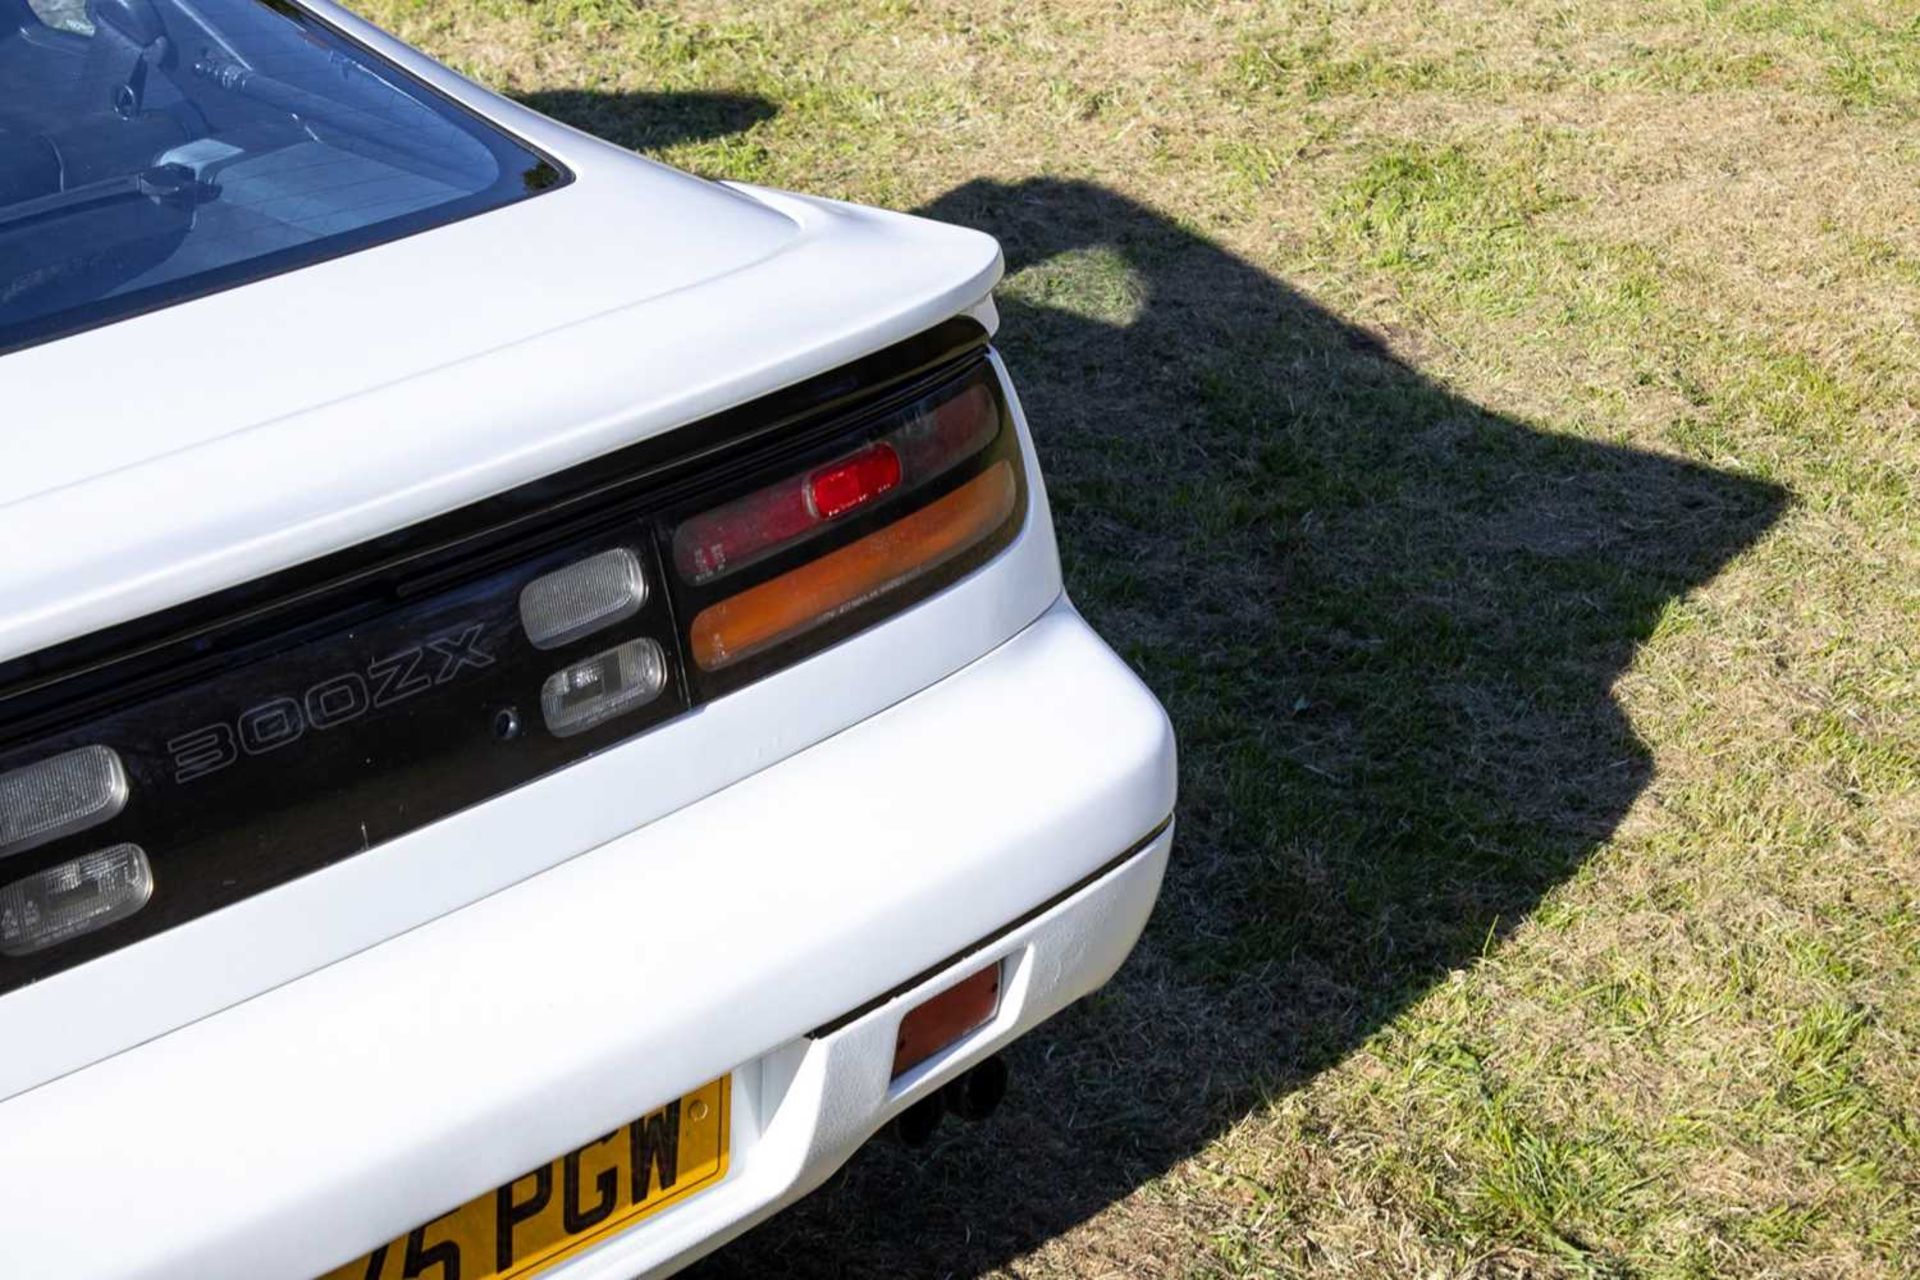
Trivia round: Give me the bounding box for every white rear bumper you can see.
[571,824,1171,1280]
[0,598,1175,1280]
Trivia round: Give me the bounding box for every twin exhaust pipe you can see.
[889,1054,1010,1147]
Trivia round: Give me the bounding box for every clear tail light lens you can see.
[0,745,128,861]
[539,638,669,737]
[518,547,647,650]
[0,844,153,957]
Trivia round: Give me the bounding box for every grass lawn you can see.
[352,1,1917,1274]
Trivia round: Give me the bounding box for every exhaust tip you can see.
[890,1091,944,1146]
[943,1054,1009,1123]
[889,1054,1010,1147]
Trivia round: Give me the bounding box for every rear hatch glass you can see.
[0,0,561,353]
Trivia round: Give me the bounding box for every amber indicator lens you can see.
[0,843,153,957]
[691,461,1016,672]
[893,962,1001,1078]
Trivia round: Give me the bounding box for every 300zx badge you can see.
[166,623,495,784]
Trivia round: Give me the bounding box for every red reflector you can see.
[893,963,1000,1078]
[807,442,900,520]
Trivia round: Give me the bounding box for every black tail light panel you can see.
[0,318,1023,994]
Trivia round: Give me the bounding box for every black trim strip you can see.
[807,814,1174,1040]
[0,317,989,730]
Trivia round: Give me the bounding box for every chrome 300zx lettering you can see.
[166,624,494,784]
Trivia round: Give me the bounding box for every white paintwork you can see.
[563,828,1174,1280]
[0,0,1003,665]
[0,4,1178,1276]
[0,601,1177,1279]
[0,356,1060,1101]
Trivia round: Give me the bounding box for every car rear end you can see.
[0,3,1175,1277]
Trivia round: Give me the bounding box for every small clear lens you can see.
[519,547,647,650]
[540,638,668,737]
[0,745,129,861]
[0,843,153,957]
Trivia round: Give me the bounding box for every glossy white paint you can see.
[556,828,1174,1280]
[0,3,1178,1275]
[0,601,1177,1279]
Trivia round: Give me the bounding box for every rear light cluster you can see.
[688,464,1014,673]
[0,337,1024,990]
[657,360,1020,697]
[672,378,1010,676]
[672,380,995,586]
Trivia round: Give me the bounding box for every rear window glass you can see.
[0,0,563,353]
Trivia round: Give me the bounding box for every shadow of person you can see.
[673,177,1787,1276]
[512,90,776,153]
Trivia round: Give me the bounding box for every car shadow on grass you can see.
[668,177,1786,1274]
[513,90,776,153]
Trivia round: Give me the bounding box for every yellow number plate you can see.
[324,1077,730,1280]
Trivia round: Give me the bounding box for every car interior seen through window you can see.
[0,0,562,352]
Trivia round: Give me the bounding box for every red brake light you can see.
[806,442,900,519]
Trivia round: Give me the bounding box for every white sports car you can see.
[0,0,1176,1276]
